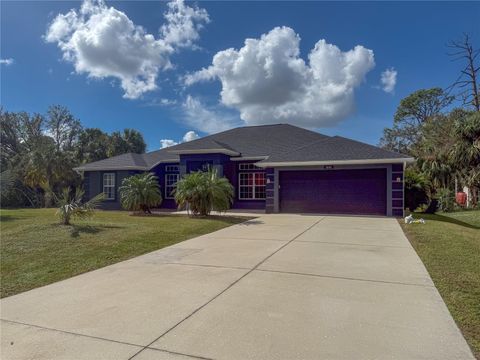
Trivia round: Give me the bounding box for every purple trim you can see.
[392,209,404,217]
[392,164,403,172]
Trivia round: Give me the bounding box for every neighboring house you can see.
[74,124,414,216]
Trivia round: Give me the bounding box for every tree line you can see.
[1,105,146,207]
[380,34,480,211]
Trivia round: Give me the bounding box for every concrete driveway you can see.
[1,214,474,360]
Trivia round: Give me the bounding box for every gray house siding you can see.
[85,170,138,210]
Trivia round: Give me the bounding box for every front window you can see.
[165,165,179,172]
[165,174,179,199]
[103,173,115,200]
[239,172,266,200]
[239,163,261,170]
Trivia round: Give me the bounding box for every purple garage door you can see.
[279,169,387,215]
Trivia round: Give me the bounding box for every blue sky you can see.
[1,1,479,152]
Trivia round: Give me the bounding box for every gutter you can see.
[167,149,240,156]
[256,157,415,168]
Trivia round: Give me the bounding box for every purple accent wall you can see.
[391,164,404,217]
[180,153,230,174]
[223,160,266,210]
[180,155,265,210]
[265,168,275,213]
[151,163,179,209]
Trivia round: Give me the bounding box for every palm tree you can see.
[119,173,162,214]
[174,168,234,216]
[450,112,480,206]
[55,187,104,225]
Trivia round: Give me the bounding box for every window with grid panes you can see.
[103,173,115,200]
[165,174,179,199]
[239,172,266,199]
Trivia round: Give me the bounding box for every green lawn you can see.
[400,210,480,358]
[0,208,249,299]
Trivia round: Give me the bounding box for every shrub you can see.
[436,188,455,212]
[174,168,233,216]
[119,172,162,214]
[55,187,104,225]
[404,167,429,211]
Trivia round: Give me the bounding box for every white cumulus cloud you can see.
[185,26,375,128]
[45,0,209,99]
[182,95,241,134]
[0,58,14,66]
[182,130,199,142]
[160,139,178,148]
[380,67,397,93]
[160,130,201,148]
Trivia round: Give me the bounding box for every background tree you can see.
[379,88,454,155]
[450,111,480,206]
[76,128,110,164]
[108,129,146,156]
[1,105,147,208]
[0,109,44,169]
[447,34,480,112]
[45,105,82,152]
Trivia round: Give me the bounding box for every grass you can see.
[400,209,480,358]
[0,208,249,299]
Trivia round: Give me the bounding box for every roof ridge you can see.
[162,124,287,153]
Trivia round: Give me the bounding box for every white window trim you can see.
[165,165,179,172]
[238,163,261,170]
[238,172,266,200]
[165,173,179,199]
[103,173,116,200]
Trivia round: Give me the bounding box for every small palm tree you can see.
[55,187,105,225]
[174,168,233,216]
[119,172,162,214]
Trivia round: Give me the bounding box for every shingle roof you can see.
[73,150,179,171]
[258,136,410,165]
[74,124,412,171]
[167,124,328,157]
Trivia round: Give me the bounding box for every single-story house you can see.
[74,124,414,216]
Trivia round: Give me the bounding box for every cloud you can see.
[160,139,178,148]
[182,95,241,133]
[0,58,14,66]
[185,26,375,128]
[160,130,200,148]
[182,130,199,142]
[45,0,209,99]
[160,0,209,48]
[380,67,397,93]
[144,98,178,107]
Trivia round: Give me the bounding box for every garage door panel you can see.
[279,169,387,215]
